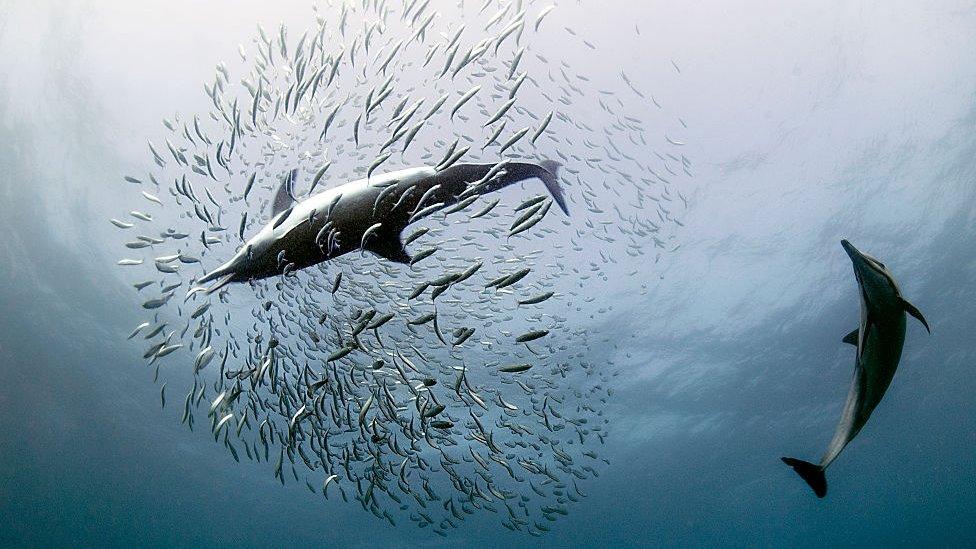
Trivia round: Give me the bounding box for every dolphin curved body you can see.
[782,239,930,497]
[194,160,566,292]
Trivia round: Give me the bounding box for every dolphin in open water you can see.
[192,160,566,293]
[782,239,930,497]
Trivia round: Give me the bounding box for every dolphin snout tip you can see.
[840,239,858,258]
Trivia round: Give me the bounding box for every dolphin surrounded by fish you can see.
[111,0,941,526]
[782,239,930,498]
[111,0,694,534]
[193,160,566,293]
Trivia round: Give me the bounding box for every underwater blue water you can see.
[2,1,975,547]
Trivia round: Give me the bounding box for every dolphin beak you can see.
[187,254,243,299]
[197,252,244,285]
[841,239,861,262]
[841,239,872,277]
[197,262,233,285]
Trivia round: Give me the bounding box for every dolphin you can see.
[192,160,566,293]
[782,239,930,497]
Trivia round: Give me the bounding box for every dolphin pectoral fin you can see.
[781,457,827,498]
[365,232,412,264]
[842,329,859,346]
[900,298,930,333]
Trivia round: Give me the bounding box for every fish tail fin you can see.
[781,457,827,498]
[538,160,568,216]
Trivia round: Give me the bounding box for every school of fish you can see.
[112,0,691,537]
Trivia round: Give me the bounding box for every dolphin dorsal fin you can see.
[900,298,931,334]
[842,329,859,346]
[271,169,298,217]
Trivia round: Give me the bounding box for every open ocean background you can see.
[2,1,975,546]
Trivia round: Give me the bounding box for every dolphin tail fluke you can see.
[538,160,568,216]
[781,457,827,498]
